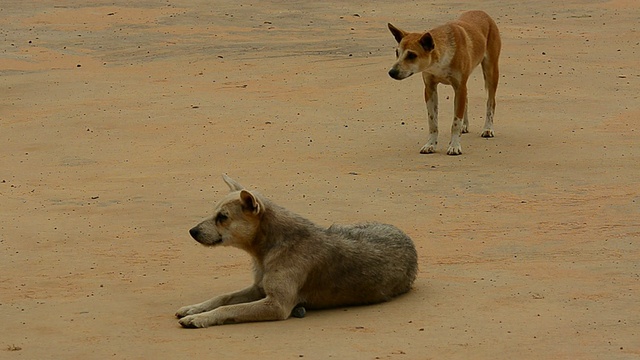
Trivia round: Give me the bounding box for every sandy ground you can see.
[1,0,639,359]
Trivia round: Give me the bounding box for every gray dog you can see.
[176,175,418,328]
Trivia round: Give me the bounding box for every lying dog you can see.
[176,175,418,328]
[388,10,501,155]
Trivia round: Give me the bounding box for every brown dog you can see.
[388,10,501,155]
[175,175,418,328]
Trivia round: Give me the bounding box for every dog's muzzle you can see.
[189,227,201,241]
[189,226,223,246]
[388,68,409,80]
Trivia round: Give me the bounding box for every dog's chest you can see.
[424,48,457,85]
[424,62,453,85]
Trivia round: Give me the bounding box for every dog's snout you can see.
[388,68,401,80]
[189,227,201,240]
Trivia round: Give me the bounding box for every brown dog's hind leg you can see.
[481,57,498,138]
[481,22,500,138]
[461,97,469,134]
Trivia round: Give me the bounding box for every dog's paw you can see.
[175,304,205,319]
[461,124,469,134]
[480,128,494,138]
[420,144,436,154]
[178,314,213,328]
[446,144,462,155]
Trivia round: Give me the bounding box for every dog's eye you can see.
[215,213,228,223]
[406,52,417,60]
[395,49,399,58]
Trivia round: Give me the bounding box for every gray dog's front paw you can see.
[175,304,204,319]
[179,314,214,328]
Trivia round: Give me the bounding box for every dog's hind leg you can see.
[461,97,469,134]
[481,27,500,138]
[481,57,498,138]
[420,75,439,154]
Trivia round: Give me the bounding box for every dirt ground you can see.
[1,0,639,359]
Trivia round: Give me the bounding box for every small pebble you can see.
[291,306,306,318]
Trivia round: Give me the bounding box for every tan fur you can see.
[176,175,418,328]
[388,10,501,155]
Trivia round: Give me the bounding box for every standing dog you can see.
[388,10,501,155]
[176,175,418,328]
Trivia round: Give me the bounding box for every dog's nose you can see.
[388,68,400,79]
[189,227,200,240]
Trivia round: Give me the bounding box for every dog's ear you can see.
[420,32,435,51]
[222,174,244,191]
[388,23,407,43]
[240,190,263,215]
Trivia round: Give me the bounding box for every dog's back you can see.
[297,222,418,309]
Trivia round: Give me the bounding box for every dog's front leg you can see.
[420,78,439,154]
[179,296,294,328]
[447,82,467,155]
[175,284,264,318]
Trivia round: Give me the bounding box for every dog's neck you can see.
[244,201,318,262]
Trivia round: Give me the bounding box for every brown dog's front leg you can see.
[420,78,439,154]
[447,82,467,155]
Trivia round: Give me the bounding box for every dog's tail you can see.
[482,16,501,92]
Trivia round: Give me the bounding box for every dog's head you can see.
[189,174,264,248]
[387,23,435,80]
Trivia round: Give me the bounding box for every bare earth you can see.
[1,0,639,359]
